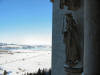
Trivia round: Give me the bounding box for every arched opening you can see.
[0,0,52,75]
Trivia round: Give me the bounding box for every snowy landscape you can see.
[0,43,51,75]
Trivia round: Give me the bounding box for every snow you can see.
[0,49,51,75]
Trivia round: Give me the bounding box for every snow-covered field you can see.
[0,49,51,75]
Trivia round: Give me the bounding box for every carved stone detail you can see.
[63,14,80,67]
[62,0,81,10]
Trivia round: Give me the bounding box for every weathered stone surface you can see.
[84,0,100,75]
[65,0,81,10]
[63,14,81,67]
[52,0,84,75]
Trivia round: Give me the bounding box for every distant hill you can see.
[0,43,51,50]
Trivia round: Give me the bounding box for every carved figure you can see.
[63,14,80,67]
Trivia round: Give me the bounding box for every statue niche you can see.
[63,14,81,67]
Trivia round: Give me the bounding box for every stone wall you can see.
[52,0,66,75]
[52,0,84,75]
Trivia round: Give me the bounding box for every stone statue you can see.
[63,14,81,67]
[61,0,83,74]
[63,13,83,74]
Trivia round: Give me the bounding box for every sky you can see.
[0,0,52,45]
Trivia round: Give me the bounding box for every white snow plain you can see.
[0,49,51,75]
